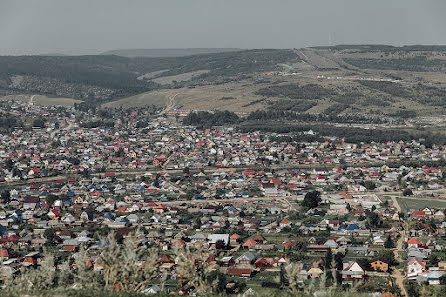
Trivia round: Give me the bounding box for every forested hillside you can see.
[0,50,297,102]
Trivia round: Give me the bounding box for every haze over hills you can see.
[100,48,241,58]
[37,53,69,56]
[1,44,446,122]
[0,49,295,101]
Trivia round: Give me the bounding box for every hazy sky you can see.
[1,0,446,55]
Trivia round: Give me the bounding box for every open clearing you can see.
[104,65,446,117]
[173,83,266,112]
[102,81,268,112]
[396,197,446,213]
[102,90,172,109]
[152,70,210,85]
[0,95,82,107]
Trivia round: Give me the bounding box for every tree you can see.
[44,228,57,245]
[4,159,13,170]
[325,250,332,269]
[1,190,10,203]
[440,274,446,285]
[302,191,321,209]
[346,203,351,211]
[365,210,380,229]
[115,147,125,158]
[403,188,413,196]
[73,247,99,290]
[384,235,394,249]
[279,263,286,288]
[193,218,201,230]
[206,270,228,294]
[9,251,56,290]
[46,194,58,205]
[284,262,301,294]
[99,231,159,292]
[429,254,439,266]
[32,118,46,128]
[377,250,397,266]
[334,253,344,270]
[175,247,217,295]
[406,281,420,297]
[81,169,90,178]
[361,180,376,190]
[215,239,226,250]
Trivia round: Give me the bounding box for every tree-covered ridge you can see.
[256,84,335,100]
[358,81,409,97]
[0,50,298,101]
[180,108,446,146]
[345,56,446,72]
[312,44,446,52]
[0,112,24,133]
[182,111,240,127]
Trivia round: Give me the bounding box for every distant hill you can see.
[311,44,446,52]
[3,45,446,120]
[100,48,241,58]
[0,49,295,101]
[37,53,68,56]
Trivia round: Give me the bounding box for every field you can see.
[152,70,210,85]
[103,81,269,112]
[0,94,82,107]
[102,90,171,109]
[104,55,446,119]
[396,197,446,213]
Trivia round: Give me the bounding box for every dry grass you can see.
[102,90,171,109]
[0,95,82,107]
[103,82,268,112]
[33,96,82,107]
[173,83,266,112]
[152,70,210,85]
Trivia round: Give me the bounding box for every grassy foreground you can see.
[0,289,374,297]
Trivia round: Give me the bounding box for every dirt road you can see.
[391,197,407,297]
[161,93,180,115]
[29,95,36,105]
[391,196,402,212]
[50,120,74,139]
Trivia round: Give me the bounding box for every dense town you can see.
[1,99,446,296]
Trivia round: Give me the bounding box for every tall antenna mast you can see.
[329,33,335,46]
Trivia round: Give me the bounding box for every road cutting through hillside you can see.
[161,93,180,115]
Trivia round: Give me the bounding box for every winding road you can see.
[161,93,180,115]
[29,94,36,105]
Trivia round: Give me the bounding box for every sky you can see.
[1,0,446,55]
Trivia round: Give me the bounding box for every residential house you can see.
[369,257,389,272]
[407,257,426,279]
[342,261,365,284]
